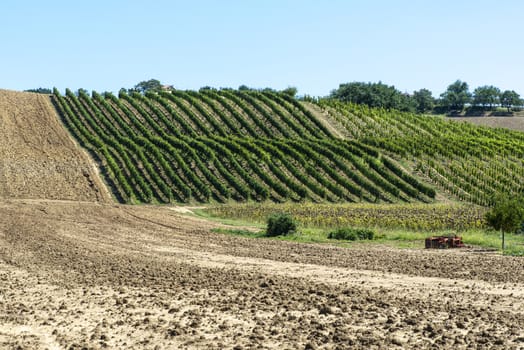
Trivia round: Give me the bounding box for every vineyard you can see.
[52,88,524,206]
[315,100,524,206]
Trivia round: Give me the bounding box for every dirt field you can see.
[0,90,109,202]
[449,116,524,132]
[1,200,523,349]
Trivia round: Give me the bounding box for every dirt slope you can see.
[1,200,523,349]
[0,90,109,201]
[449,116,524,132]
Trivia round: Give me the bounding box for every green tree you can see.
[266,213,297,237]
[439,80,472,112]
[500,90,522,112]
[281,86,298,97]
[473,85,501,110]
[486,196,524,233]
[330,81,413,111]
[412,88,435,113]
[25,87,52,94]
[132,79,163,94]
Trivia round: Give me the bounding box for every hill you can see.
[51,88,524,206]
[0,89,109,201]
[53,89,435,205]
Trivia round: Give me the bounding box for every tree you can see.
[473,85,501,110]
[281,86,298,97]
[412,88,435,113]
[330,81,414,111]
[500,90,522,112]
[486,195,524,250]
[132,79,162,94]
[25,87,52,94]
[439,80,472,112]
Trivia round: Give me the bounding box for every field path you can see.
[1,200,523,349]
[301,102,347,138]
[0,90,109,201]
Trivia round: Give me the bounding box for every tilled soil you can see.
[449,116,524,132]
[1,200,524,349]
[0,90,109,202]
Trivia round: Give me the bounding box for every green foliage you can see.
[130,79,163,94]
[266,213,297,237]
[328,227,375,241]
[25,87,52,94]
[500,90,522,112]
[281,86,298,97]
[330,81,414,112]
[53,84,524,208]
[412,88,435,113]
[472,85,501,109]
[439,80,472,112]
[485,196,524,233]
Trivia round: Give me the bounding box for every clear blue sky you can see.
[2,0,524,97]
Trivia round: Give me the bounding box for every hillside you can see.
[0,90,109,202]
[52,88,524,206]
[316,100,524,205]
[449,116,524,132]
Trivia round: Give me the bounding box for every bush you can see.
[486,196,524,233]
[266,213,297,237]
[328,227,375,241]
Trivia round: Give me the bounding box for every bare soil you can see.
[0,90,109,202]
[1,200,523,349]
[449,116,524,132]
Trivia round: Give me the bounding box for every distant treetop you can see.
[25,87,52,94]
[128,79,164,94]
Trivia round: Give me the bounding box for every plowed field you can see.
[0,90,108,202]
[450,116,524,132]
[1,200,523,349]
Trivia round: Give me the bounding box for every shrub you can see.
[485,196,524,233]
[328,227,375,241]
[266,213,297,237]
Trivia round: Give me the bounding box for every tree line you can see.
[329,80,523,115]
[28,78,523,116]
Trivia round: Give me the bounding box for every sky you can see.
[2,0,524,97]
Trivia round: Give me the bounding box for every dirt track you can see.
[1,200,523,349]
[0,90,109,202]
